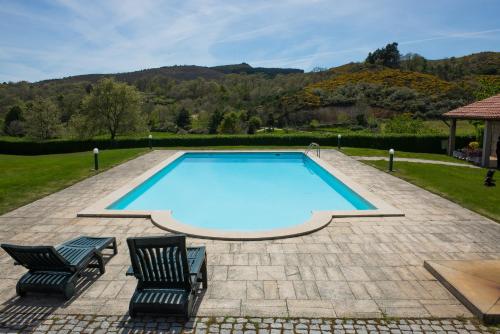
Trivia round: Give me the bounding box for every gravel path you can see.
[1,314,498,333]
[353,156,479,168]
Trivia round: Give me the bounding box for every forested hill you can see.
[211,63,303,76]
[1,48,499,140]
[34,63,303,85]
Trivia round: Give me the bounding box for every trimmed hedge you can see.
[0,134,474,155]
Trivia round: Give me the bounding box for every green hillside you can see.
[1,48,499,141]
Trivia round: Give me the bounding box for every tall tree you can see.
[81,78,143,139]
[247,116,262,134]
[24,98,61,140]
[3,105,24,135]
[365,42,401,68]
[175,108,191,130]
[218,111,241,134]
[208,109,225,134]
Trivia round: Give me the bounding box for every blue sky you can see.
[1,0,499,82]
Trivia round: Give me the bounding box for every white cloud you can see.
[0,0,499,81]
[400,28,500,46]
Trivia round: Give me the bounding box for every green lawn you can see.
[423,119,476,136]
[339,147,469,164]
[0,148,148,215]
[364,160,500,222]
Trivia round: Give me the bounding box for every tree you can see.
[401,53,427,72]
[474,77,500,100]
[82,78,144,139]
[247,116,262,134]
[218,111,241,134]
[3,105,25,136]
[175,108,191,129]
[266,113,276,131]
[208,109,225,134]
[365,42,400,68]
[24,98,61,139]
[68,112,98,139]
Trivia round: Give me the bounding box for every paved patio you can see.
[1,149,499,325]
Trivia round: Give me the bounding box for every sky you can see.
[1,0,499,82]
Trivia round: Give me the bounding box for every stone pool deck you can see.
[1,149,499,329]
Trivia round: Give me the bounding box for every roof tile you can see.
[443,94,500,120]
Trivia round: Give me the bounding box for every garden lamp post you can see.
[148,134,153,150]
[389,148,394,172]
[93,148,99,171]
[337,134,342,150]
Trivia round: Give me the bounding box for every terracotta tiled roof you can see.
[443,94,500,120]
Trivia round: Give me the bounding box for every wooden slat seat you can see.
[132,288,189,307]
[1,236,117,300]
[126,235,207,318]
[61,236,117,254]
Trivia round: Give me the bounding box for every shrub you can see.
[0,133,474,155]
[383,114,423,134]
[309,119,320,129]
[468,141,480,150]
[247,116,262,134]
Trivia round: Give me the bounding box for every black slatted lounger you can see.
[1,236,117,300]
[126,235,207,318]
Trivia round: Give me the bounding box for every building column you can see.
[482,120,492,167]
[448,118,456,156]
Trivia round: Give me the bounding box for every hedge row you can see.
[0,134,474,155]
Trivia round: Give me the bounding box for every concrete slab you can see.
[424,260,500,324]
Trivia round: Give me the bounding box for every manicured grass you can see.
[158,145,335,150]
[0,148,148,215]
[423,119,476,136]
[364,160,500,222]
[339,147,469,164]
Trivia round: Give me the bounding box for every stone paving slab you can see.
[0,150,499,322]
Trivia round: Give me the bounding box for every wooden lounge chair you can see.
[1,236,117,299]
[126,235,207,318]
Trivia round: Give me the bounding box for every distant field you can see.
[423,120,476,136]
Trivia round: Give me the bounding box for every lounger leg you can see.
[63,282,76,300]
[16,282,26,297]
[129,300,137,318]
[112,239,118,255]
[63,274,78,300]
[96,254,106,274]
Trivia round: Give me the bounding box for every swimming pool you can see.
[79,151,402,240]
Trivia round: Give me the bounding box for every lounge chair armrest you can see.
[126,266,135,276]
[187,246,206,275]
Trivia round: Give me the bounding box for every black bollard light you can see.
[148,134,153,150]
[388,148,394,172]
[337,134,342,150]
[93,148,99,171]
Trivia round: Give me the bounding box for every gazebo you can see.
[444,94,500,167]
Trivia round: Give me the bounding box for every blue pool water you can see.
[109,153,375,231]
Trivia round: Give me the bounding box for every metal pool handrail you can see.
[305,142,320,157]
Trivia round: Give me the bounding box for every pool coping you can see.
[77,150,404,240]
